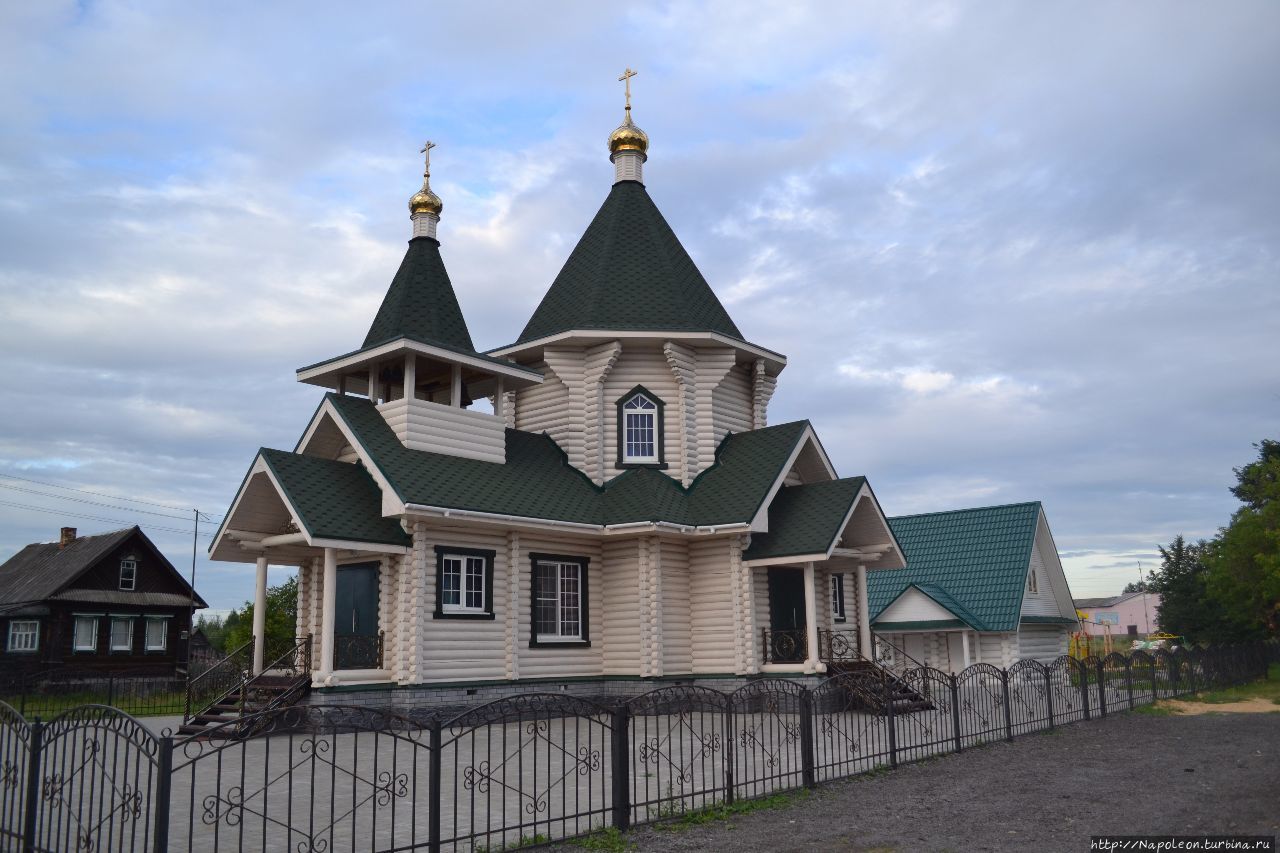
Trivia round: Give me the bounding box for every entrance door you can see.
[334,562,380,669]
[767,568,806,662]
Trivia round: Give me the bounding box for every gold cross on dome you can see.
[618,67,638,111]
[420,140,436,175]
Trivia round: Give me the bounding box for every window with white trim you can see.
[73,616,98,651]
[1026,567,1038,594]
[622,393,658,463]
[7,621,38,653]
[533,558,586,643]
[110,618,133,652]
[144,618,168,651]
[119,558,137,591]
[442,554,486,613]
[831,574,846,622]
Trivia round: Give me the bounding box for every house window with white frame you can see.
[531,556,589,644]
[119,558,137,590]
[73,616,98,652]
[831,574,846,622]
[433,547,495,618]
[110,617,133,652]
[7,620,39,653]
[1026,567,1038,594]
[144,618,168,651]
[621,392,659,464]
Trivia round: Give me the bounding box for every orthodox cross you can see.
[420,140,436,176]
[618,67,638,112]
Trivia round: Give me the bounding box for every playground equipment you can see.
[1070,609,1114,658]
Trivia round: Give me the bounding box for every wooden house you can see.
[0,526,207,673]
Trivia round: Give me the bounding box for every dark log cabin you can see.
[0,527,207,674]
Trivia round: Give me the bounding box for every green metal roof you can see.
[363,237,477,353]
[1020,615,1077,625]
[259,449,412,547]
[515,181,743,344]
[875,619,967,632]
[868,502,1043,633]
[742,478,866,561]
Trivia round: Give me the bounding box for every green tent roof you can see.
[259,449,412,547]
[515,181,743,344]
[868,502,1043,633]
[363,237,477,353]
[742,478,867,562]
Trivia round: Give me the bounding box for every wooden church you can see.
[210,74,1075,706]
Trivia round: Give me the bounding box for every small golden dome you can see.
[608,112,649,157]
[409,181,443,217]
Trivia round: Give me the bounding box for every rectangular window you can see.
[144,619,167,651]
[7,621,38,653]
[625,412,656,461]
[442,554,487,613]
[831,574,846,622]
[110,618,133,652]
[119,559,137,591]
[1026,568,1038,594]
[533,559,585,642]
[73,616,98,651]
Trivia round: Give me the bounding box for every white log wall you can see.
[712,363,753,447]
[660,540,693,674]
[377,398,506,463]
[694,349,738,478]
[978,632,1005,666]
[515,534,604,680]
[514,359,573,452]
[689,538,738,673]
[601,538,642,675]
[602,345,680,480]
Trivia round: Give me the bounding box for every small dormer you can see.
[295,144,541,464]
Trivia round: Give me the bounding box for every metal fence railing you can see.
[0,667,190,719]
[0,639,1274,852]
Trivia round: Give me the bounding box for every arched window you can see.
[623,393,658,463]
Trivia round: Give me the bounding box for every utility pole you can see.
[187,509,200,673]
[1137,561,1151,637]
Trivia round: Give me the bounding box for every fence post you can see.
[1000,670,1013,742]
[1125,661,1135,711]
[886,690,898,769]
[799,691,816,789]
[611,706,631,830]
[1079,660,1090,721]
[428,717,441,853]
[1149,658,1159,702]
[1095,660,1107,717]
[107,674,116,708]
[18,672,27,718]
[152,736,173,853]
[1043,666,1055,730]
[948,674,962,752]
[722,702,735,806]
[22,720,43,851]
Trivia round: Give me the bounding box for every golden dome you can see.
[409,180,443,217]
[608,112,649,157]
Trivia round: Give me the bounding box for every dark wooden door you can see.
[767,568,806,662]
[334,563,380,669]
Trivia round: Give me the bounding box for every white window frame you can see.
[622,393,658,464]
[1026,567,1038,594]
[7,620,39,653]
[534,560,583,643]
[144,617,168,652]
[119,558,137,591]
[109,617,134,652]
[441,554,488,614]
[831,574,846,623]
[73,615,99,652]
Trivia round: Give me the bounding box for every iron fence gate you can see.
[0,640,1273,852]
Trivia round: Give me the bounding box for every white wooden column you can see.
[368,366,379,402]
[404,355,417,401]
[493,377,505,420]
[803,562,820,673]
[252,555,269,675]
[856,564,872,660]
[961,629,972,669]
[318,547,337,683]
[450,364,462,407]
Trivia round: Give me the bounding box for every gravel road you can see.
[585,710,1279,852]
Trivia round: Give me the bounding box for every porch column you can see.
[856,564,872,660]
[319,547,337,682]
[803,562,820,673]
[368,366,379,402]
[450,364,462,407]
[961,629,972,669]
[403,354,417,401]
[252,555,269,675]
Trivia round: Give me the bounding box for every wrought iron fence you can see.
[0,640,1273,851]
[759,628,806,664]
[0,667,190,719]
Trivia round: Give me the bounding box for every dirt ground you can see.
[588,709,1280,853]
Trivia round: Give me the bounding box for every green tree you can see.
[224,575,299,655]
[1122,580,1148,593]
[1147,535,1219,642]
[194,613,228,652]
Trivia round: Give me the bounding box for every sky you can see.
[0,1,1277,611]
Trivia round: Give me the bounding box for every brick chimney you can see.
[59,527,77,548]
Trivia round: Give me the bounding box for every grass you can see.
[1,691,186,718]
[654,788,812,832]
[571,827,633,852]
[1181,663,1280,705]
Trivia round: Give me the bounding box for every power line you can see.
[0,468,225,514]
[0,483,203,522]
[0,499,214,538]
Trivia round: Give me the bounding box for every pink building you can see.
[1073,592,1161,636]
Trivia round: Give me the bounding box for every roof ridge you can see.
[889,500,1041,521]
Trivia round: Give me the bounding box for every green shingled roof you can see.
[742,478,866,561]
[868,502,1042,633]
[515,181,743,344]
[258,448,412,547]
[363,237,477,353]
